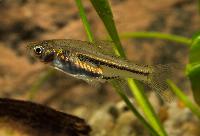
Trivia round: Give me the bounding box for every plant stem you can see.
[120,32,191,46]
[90,0,167,135]
[167,80,200,119]
[90,0,126,57]
[111,80,159,136]
[75,0,94,42]
[76,0,160,135]
[127,79,166,136]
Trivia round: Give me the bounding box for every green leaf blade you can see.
[90,0,126,58]
[119,32,191,46]
[167,80,200,119]
[90,0,167,136]
[75,0,94,42]
[76,0,160,135]
[187,34,200,105]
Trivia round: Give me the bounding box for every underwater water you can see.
[0,0,199,136]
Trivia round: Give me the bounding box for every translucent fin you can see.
[147,64,180,102]
[93,40,116,56]
[83,78,105,89]
[108,78,131,96]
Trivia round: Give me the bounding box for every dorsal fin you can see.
[93,40,117,56]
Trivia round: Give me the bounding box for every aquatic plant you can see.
[29,0,200,135]
[77,0,200,136]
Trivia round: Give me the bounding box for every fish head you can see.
[27,40,56,63]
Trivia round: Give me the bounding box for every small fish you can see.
[27,39,176,101]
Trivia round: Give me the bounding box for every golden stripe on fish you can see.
[74,59,103,75]
[77,53,150,76]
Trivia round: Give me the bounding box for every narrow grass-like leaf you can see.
[167,80,200,119]
[111,80,159,136]
[75,0,94,42]
[187,34,200,105]
[76,0,160,135]
[127,78,166,133]
[90,0,167,136]
[90,0,125,57]
[119,32,191,46]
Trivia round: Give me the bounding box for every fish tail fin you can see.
[147,64,181,102]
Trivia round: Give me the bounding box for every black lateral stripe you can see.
[102,76,120,80]
[77,54,150,76]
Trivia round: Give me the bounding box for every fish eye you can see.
[34,46,43,55]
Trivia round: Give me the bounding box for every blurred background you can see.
[0,0,200,136]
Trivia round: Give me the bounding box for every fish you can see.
[27,39,176,102]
